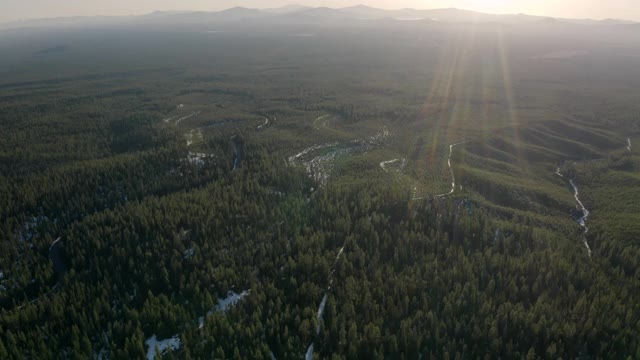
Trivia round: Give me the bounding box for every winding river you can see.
[556,168,592,258]
[231,135,243,171]
[435,140,470,197]
[305,244,346,360]
[49,237,67,282]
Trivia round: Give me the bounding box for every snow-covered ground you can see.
[183,247,195,259]
[196,289,251,330]
[313,114,331,130]
[184,128,203,147]
[257,117,269,129]
[16,215,50,242]
[175,111,201,126]
[214,290,251,313]
[146,289,250,358]
[289,128,391,186]
[186,152,211,167]
[94,347,109,360]
[379,158,407,172]
[145,335,181,360]
[288,143,337,163]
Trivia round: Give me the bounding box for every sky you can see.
[2,0,639,23]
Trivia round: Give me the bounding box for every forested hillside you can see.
[0,12,639,359]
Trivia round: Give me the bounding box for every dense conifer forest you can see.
[0,7,639,359]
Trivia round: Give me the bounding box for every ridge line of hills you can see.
[2,4,637,30]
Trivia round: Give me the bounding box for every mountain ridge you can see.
[1,5,636,30]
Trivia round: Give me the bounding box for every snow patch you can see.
[175,111,201,126]
[270,189,286,197]
[197,289,251,330]
[183,247,195,259]
[186,128,205,147]
[627,137,632,152]
[213,290,251,313]
[379,158,407,172]
[16,216,49,242]
[257,117,269,129]
[186,152,212,167]
[94,347,109,360]
[289,128,391,186]
[145,334,181,360]
[313,114,331,130]
[305,343,314,360]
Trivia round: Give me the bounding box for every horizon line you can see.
[1,4,637,25]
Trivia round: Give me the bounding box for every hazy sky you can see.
[2,0,639,23]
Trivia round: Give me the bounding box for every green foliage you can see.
[0,22,639,359]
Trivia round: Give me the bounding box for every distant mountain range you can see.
[2,4,637,30]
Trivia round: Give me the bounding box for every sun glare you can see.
[459,0,514,14]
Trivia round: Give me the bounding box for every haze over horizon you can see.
[2,0,639,23]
